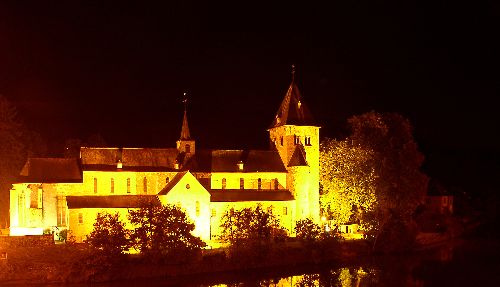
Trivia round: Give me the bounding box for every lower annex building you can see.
[9,77,320,245]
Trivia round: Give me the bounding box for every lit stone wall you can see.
[269,125,320,224]
[68,208,132,243]
[208,200,296,241]
[210,172,286,190]
[158,172,211,243]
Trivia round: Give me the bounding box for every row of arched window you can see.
[220,178,280,190]
[92,177,149,194]
[279,135,312,146]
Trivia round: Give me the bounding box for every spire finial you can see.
[182,91,188,112]
[179,91,191,140]
[291,64,296,82]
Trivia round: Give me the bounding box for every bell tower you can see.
[268,66,320,223]
[176,93,195,155]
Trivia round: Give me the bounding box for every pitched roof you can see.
[17,158,82,183]
[209,190,294,202]
[185,149,287,172]
[80,147,179,171]
[157,171,188,195]
[269,81,316,128]
[179,109,191,140]
[66,195,161,209]
[288,145,308,167]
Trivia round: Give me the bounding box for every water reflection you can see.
[210,267,378,287]
[73,237,499,287]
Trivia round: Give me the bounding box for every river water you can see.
[40,234,500,287]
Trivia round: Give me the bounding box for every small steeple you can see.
[270,65,315,128]
[176,92,196,157]
[179,92,191,140]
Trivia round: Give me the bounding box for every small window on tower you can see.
[143,177,147,194]
[110,178,114,193]
[283,207,288,215]
[94,178,98,194]
[127,178,131,193]
[186,144,191,153]
[305,136,311,146]
[257,178,262,190]
[240,178,244,189]
[294,135,300,145]
[78,213,83,224]
[222,178,227,190]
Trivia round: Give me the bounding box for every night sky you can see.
[1,1,498,159]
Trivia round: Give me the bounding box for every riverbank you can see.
[0,218,480,285]
[0,239,371,285]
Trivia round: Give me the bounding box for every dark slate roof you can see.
[179,109,191,140]
[288,145,308,167]
[66,195,161,209]
[157,171,188,195]
[80,147,179,171]
[209,190,294,202]
[269,81,316,128]
[17,158,82,183]
[185,149,287,172]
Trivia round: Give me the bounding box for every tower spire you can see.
[180,92,191,140]
[269,66,315,128]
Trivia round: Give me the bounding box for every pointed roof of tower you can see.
[179,93,191,140]
[269,66,316,128]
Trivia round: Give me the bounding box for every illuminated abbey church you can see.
[9,77,320,244]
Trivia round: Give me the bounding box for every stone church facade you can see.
[9,77,320,245]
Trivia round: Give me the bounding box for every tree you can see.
[295,218,322,242]
[86,212,130,256]
[219,205,287,247]
[128,203,206,260]
[320,111,428,250]
[0,95,27,226]
[320,138,377,227]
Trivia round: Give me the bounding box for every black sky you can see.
[0,1,498,155]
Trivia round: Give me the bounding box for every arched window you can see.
[222,178,227,190]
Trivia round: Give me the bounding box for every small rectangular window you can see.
[283,207,288,215]
[143,177,147,194]
[93,178,98,194]
[37,188,43,208]
[127,178,131,193]
[78,213,83,224]
[110,178,114,194]
[294,135,300,145]
[257,178,262,190]
[305,136,311,146]
[240,178,244,189]
[222,178,227,190]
